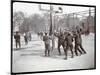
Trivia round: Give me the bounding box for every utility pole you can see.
[87,8,91,35]
[49,5,53,35]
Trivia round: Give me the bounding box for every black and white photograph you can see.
[11,0,96,74]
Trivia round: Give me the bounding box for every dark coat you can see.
[14,34,20,42]
[74,33,82,45]
[43,35,50,45]
[58,34,65,44]
[65,34,73,46]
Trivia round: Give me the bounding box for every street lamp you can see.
[39,4,63,50]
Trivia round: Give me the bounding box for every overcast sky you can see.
[13,2,94,17]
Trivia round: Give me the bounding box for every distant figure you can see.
[14,31,21,49]
[40,32,43,40]
[29,32,32,41]
[73,29,86,56]
[43,33,51,56]
[37,32,40,39]
[24,32,28,45]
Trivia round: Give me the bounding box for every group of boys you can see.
[43,28,86,60]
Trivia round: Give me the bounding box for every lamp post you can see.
[39,4,63,50]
